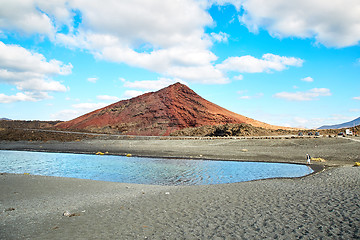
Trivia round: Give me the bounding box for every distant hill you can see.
[318,117,360,129]
[55,83,286,136]
[0,120,62,129]
[0,118,11,121]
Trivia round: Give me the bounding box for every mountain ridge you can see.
[55,83,288,136]
[318,117,360,129]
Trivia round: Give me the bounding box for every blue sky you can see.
[0,0,359,128]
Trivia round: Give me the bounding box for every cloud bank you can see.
[240,0,360,47]
[274,88,332,101]
[1,0,356,108]
[0,41,71,103]
[217,53,303,73]
[0,0,314,87]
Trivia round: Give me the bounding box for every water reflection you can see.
[0,150,313,185]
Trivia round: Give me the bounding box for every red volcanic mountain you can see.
[56,83,282,136]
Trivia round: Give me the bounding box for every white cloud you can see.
[0,41,72,76]
[0,90,55,103]
[0,30,7,39]
[289,117,311,129]
[123,90,144,99]
[281,116,341,129]
[237,90,248,95]
[51,85,152,121]
[2,1,321,85]
[238,92,263,100]
[0,0,54,36]
[97,95,120,101]
[94,42,222,83]
[290,115,350,129]
[0,92,37,103]
[217,53,303,73]
[247,111,353,129]
[71,0,212,48]
[124,78,186,91]
[274,88,331,101]
[353,96,360,100]
[233,75,243,80]
[52,0,224,83]
[349,109,360,112]
[309,114,356,129]
[50,101,113,120]
[301,76,314,82]
[72,102,108,111]
[239,0,360,47]
[16,78,68,92]
[0,0,223,83]
[239,95,250,99]
[0,41,71,101]
[50,109,79,121]
[87,77,98,83]
[241,108,357,129]
[210,32,230,43]
[210,0,242,11]
[166,65,228,84]
[5,0,358,49]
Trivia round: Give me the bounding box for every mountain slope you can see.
[55,83,284,136]
[318,117,360,129]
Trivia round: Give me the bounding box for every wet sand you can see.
[1,137,360,239]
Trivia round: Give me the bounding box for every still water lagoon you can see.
[0,150,313,185]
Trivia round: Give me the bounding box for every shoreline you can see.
[1,136,358,167]
[0,147,325,174]
[1,137,359,239]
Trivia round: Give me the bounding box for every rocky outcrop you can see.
[170,123,292,137]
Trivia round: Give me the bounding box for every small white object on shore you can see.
[63,211,71,217]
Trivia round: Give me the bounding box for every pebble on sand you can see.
[4,207,15,212]
[63,211,71,217]
[63,211,80,217]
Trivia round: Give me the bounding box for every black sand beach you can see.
[1,137,359,239]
